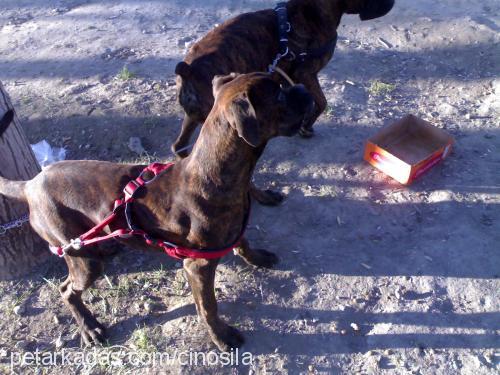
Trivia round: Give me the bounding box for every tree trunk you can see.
[0,81,48,280]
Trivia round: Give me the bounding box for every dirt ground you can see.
[0,0,499,374]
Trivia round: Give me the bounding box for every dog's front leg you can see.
[295,73,327,138]
[183,257,244,351]
[233,237,279,268]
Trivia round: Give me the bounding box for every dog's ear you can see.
[0,109,14,137]
[175,61,192,79]
[227,95,262,147]
[212,73,239,97]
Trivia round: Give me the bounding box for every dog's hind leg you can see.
[172,116,199,158]
[183,258,244,351]
[295,74,327,138]
[59,254,106,346]
[233,237,279,268]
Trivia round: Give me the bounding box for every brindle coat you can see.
[173,0,395,157]
[0,73,313,351]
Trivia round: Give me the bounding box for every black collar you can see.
[270,2,338,70]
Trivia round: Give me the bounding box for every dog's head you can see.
[212,72,314,148]
[0,109,14,138]
[343,0,395,20]
[175,61,213,120]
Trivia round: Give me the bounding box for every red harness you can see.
[50,162,249,260]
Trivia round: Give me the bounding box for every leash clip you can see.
[286,50,296,61]
[269,46,289,73]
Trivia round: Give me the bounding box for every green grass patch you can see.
[368,80,396,97]
[131,326,157,351]
[117,66,136,81]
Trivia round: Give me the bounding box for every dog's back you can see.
[175,9,278,120]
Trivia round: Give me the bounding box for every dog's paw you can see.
[80,321,106,347]
[251,188,285,206]
[254,249,279,268]
[299,126,315,138]
[241,249,279,268]
[211,324,245,352]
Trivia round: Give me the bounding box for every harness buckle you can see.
[123,180,143,198]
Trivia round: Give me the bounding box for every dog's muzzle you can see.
[359,0,395,21]
[280,84,314,135]
[287,84,314,115]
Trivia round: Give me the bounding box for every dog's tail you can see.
[0,109,28,202]
[0,176,27,202]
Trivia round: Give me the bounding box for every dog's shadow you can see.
[105,299,499,357]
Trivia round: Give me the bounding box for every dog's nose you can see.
[287,84,314,114]
[359,0,395,21]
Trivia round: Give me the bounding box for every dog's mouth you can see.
[279,85,314,136]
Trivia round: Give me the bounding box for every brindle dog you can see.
[173,0,395,159]
[0,73,313,351]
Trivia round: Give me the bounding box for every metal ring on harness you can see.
[138,169,159,185]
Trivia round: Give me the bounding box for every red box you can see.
[364,115,454,185]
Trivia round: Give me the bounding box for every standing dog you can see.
[173,0,395,157]
[0,73,313,351]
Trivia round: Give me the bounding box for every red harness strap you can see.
[50,162,248,260]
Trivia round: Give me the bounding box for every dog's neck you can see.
[288,0,343,43]
[183,112,263,202]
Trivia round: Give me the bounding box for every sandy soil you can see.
[0,0,499,374]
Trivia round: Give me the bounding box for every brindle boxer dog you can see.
[172,0,395,162]
[0,73,313,351]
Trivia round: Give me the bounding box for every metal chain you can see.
[0,214,30,236]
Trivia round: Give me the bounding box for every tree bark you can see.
[0,81,48,280]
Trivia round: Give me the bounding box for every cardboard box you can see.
[364,115,454,185]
